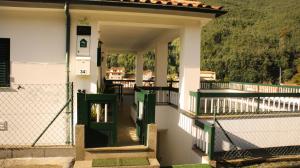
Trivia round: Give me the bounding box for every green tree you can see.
[201,0,300,84]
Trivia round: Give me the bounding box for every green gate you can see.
[77,92,117,148]
[135,90,156,145]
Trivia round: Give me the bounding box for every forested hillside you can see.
[201,0,300,84]
[107,0,300,84]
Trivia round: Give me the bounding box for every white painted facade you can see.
[0,3,214,111]
[0,1,217,164]
[155,104,300,165]
[0,7,69,146]
[0,7,66,84]
[208,117,300,152]
[155,105,205,166]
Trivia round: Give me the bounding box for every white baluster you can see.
[223,98,226,113]
[204,98,207,114]
[217,98,220,114]
[104,104,108,123]
[229,98,232,113]
[211,99,214,114]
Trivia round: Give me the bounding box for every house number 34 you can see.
[80,70,86,74]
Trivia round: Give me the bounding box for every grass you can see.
[119,158,149,166]
[92,158,119,167]
[162,164,212,168]
[92,158,149,167]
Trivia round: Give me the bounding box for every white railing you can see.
[170,90,179,106]
[135,87,179,107]
[189,92,198,114]
[189,91,300,115]
[200,81,300,93]
[199,97,300,114]
[200,82,229,90]
[156,90,169,104]
[195,126,209,154]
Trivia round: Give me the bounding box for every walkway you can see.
[116,95,139,146]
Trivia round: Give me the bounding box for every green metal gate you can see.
[77,92,117,148]
[135,90,156,145]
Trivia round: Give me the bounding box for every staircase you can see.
[74,124,160,168]
[84,145,154,160]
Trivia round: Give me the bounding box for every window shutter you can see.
[0,38,10,87]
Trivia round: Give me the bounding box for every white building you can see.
[107,67,125,80]
[200,70,216,81]
[0,0,226,166]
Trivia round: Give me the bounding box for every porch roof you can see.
[2,0,226,17]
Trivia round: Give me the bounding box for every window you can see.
[0,38,10,87]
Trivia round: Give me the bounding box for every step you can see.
[84,145,155,160]
[74,158,160,168]
[85,145,148,152]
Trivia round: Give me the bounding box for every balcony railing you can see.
[194,82,300,162]
[193,120,215,160]
[189,91,300,116]
[135,86,179,107]
[106,79,179,88]
[200,81,300,93]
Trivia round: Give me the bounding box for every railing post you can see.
[168,83,172,105]
[207,123,215,160]
[71,82,74,145]
[196,92,201,116]
[147,124,157,158]
[257,96,260,112]
[75,124,85,160]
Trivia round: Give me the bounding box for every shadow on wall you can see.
[156,106,202,166]
[214,117,300,153]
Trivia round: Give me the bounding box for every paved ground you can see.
[0,157,74,168]
[116,95,139,146]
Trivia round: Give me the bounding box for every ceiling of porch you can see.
[99,24,174,52]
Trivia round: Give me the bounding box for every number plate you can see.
[0,121,8,131]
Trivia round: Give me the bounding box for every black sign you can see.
[80,39,88,48]
[77,26,91,35]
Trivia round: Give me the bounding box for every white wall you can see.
[0,7,66,84]
[0,84,69,146]
[210,117,300,152]
[155,105,205,166]
[0,7,68,146]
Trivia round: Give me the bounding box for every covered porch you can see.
[70,6,217,112]
[70,3,225,166]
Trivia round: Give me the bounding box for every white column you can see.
[135,53,144,87]
[179,24,201,111]
[89,21,100,93]
[155,41,168,87]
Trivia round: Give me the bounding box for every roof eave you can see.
[1,0,227,17]
[72,0,227,17]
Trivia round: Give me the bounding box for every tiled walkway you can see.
[116,95,139,146]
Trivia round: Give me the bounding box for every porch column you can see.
[154,42,168,87]
[179,24,201,111]
[135,53,144,87]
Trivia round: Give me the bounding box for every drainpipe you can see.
[65,0,71,144]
